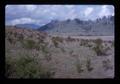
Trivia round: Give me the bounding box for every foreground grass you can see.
[6,53,54,78]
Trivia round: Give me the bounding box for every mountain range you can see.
[38,16,114,36]
[15,23,40,29]
[15,16,114,36]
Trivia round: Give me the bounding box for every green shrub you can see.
[6,54,54,78]
[22,39,40,50]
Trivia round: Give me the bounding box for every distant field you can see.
[51,35,114,41]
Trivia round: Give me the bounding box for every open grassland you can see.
[5,27,114,78]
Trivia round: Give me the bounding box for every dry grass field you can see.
[5,27,114,78]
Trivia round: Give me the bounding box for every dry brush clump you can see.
[86,58,93,72]
[51,36,63,48]
[79,39,92,47]
[65,36,76,42]
[21,39,39,50]
[76,62,84,73]
[92,38,110,56]
[102,59,113,71]
[75,57,84,73]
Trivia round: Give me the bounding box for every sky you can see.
[5,5,114,26]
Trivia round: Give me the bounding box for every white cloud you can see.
[9,18,40,25]
[6,5,114,25]
[65,9,77,20]
[51,12,57,16]
[65,5,75,8]
[98,5,112,17]
[20,5,37,12]
[84,7,93,17]
[26,5,37,11]
[43,9,49,13]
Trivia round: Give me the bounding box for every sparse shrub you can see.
[7,37,13,44]
[102,59,113,71]
[40,44,52,61]
[76,62,84,73]
[93,45,105,56]
[17,34,24,42]
[105,46,111,51]
[75,56,84,73]
[22,39,39,50]
[94,38,103,45]
[41,44,49,54]
[60,47,66,52]
[53,40,59,48]
[52,36,63,48]
[13,32,17,37]
[87,44,92,47]
[66,36,75,42]
[80,39,88,46]
[38,37,45,44]
[45,53,52,62]
[22,39,35,49]
[93,38,108,56]
[69,50,74,55]
[86,58,93,72]
[111,41,114,47]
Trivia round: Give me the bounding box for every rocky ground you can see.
[5,27,114,79]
